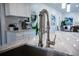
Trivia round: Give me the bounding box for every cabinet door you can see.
[26,4,31,17]
[14,3,27,17]
[16,32,24,41]
[5,3,17,16]
[7,32,16,44]
[5,3,31,17]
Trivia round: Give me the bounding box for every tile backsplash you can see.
[5,16,30,31]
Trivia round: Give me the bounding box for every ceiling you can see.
[46,3,79,13]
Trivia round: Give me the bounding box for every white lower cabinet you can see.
[6,31,36,45]
[16,32,24,40]
[7,32,26,44]
[7,32,16,44]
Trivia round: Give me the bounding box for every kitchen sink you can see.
[0,45,71,56]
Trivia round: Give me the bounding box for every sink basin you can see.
[0,45,71,56]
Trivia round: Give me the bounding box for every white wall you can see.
[31,3,62,31]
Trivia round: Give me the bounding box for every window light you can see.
[67,3,71,12]
[62,3,66,9]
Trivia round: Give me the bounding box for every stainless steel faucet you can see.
[38,9,56,47]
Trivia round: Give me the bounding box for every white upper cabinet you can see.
[5,3,31,17]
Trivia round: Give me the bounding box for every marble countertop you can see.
[0,31,79,55]
[6,29,36,33]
